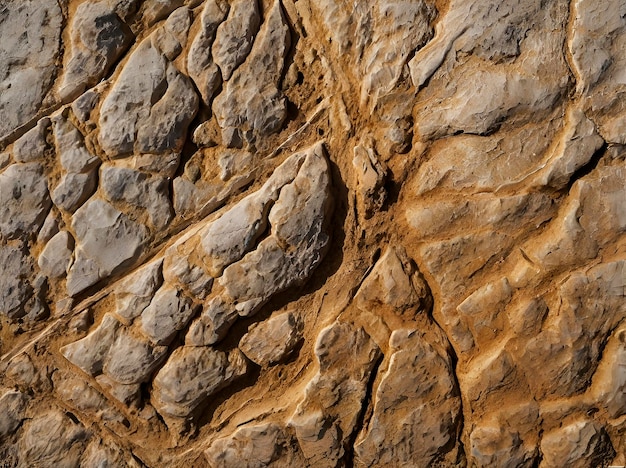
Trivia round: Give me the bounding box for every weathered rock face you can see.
[0,0,624,466]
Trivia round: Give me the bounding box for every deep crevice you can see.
[339,352,384,468]
[565,141,607,192]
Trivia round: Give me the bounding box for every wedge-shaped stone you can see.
[19,410,89,468]
[239,311,302,366]
[205,423,306,468]
[0,390,29,439]
[140,286,197,345]
[0,0,62,141]
[0,163,51,239]
[101,166,173,229]
[98,38,198,157]
[355,329,461,467]
[67,199,148,296]
[0,244,34,319]
[289,322,381,465]
[187,0,229,104]
[114,260,163,324]
[212,0,260,81]
[38,231,74,279]
[540,419,615,468]
[59,1,132,101]
[213,0,290,143]
[61,314,121,376]
[103,328,168,385]
[153,346,248,418]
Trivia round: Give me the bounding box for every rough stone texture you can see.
[0,0,625,466]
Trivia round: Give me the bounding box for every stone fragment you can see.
[163,242,214,298]
[213,0,290,144]
[540,419,615,468]
[352,143,387,219]
[0,0,62,140]
[289,322,381,465]
[185,296,238,346]
[72,90,100,123]
[81,439,136,468]
[521,260,626,399]
[95,374,141,407]
[570,0,626,143]
[19,410,89,467]
[143,0,185,26]
[101,166,173,229]
[59,1,132,101]
[53,374,121,422]
[355,329,461,467]
[0,244,34,319]
[200,192,273,277]
[153,346,248,418]
[151,7,190,60]
[355,247,431,319]
[359,1,434,109]
[212,0,260,81]
[0,390,28,439]
[67,199,148,296]
[61,314,121,376]
[187,0,229,104]
[114,260,163,324]
[52,172,98,213]
[220,143,333,316]
[457,278,512,347]
[588,320,626,419]
[103,328,168,385]
[0,163,51,239]
[469,404,539,468]
[140,286,196,345]
[98,38,198,157]
[239,311,302,366]
[206,423,305,468]
[12,118,50,163]
[136,64,199,154]
[37,211,60,244]
[38,231,74,278]
[53,115,100,173]
[531,106,605,189]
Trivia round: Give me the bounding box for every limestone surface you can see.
[0,0,624,466]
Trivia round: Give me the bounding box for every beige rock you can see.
[67,198,148,296]
[213,0,290,144]
[239,311,302,366]
[212,0,260,81]
[38,231,74,278]
[140,286,197,345]
[98,37,198,157]
[540,419,615,468]
[352,143,387,219]
[289,322,381,465]
[100,165,173,229]
[205,422,305,467]
[13,118,50,163]
[0,244,34,319]
[0,390,29,439]
[61,314,122,376]
[0,163,51,239]
[103,327,169,385]
[114,259,164,324]
[355,329,461,467]
[152,346,248,418]
[187,0,229,104]
[19,410,90,466]
[59,1,132,101]
[0,0,62,141]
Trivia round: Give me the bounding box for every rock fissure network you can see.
[0,0,624,466]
